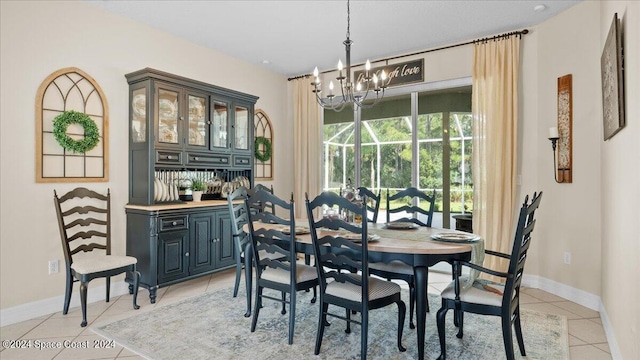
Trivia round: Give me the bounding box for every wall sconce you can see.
[549,74,573,183]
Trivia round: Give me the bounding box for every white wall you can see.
[0,1,290,310]
[528,0,603,296]
[525,1,639,358]
[598,2,640,359]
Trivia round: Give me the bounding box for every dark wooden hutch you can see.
[124,68,258,302]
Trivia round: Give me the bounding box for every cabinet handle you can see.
[185,252,190,257]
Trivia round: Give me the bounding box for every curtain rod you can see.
[287,29,529,81]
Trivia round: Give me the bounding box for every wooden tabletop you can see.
[253,221,477,256]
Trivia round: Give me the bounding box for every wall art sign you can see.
[354,59,424,88]
[557,74,573,183]
[601,12,625,141]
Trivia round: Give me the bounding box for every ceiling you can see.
[87,0,582,77]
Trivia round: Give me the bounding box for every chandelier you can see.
[311,0,387,112]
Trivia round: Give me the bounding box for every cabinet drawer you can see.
[233,155,251,168]
[156,150,183,165]
[186,152,230,167]
[158,215,188,232]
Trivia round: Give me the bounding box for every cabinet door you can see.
[189,213,216,275]
[210,99,230,151]
[157,230,189,284]
[232,104,250,153]
[155,83,183,149]
[214,211,235,268]
[185,91,209,150]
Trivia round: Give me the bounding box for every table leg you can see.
[244,243,253,318]
[414,266,428,360]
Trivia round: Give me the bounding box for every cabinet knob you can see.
[207,121,211,125]
[194,157,199,161]
[185,252,190,257]
[179,116,184,121]
[167,155,172,160]
[172,221,177,226]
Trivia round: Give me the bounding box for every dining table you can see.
[244,220,484,360]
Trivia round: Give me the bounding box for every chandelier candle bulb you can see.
[549,126,559,138]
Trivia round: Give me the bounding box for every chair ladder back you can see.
[357,186,381,223]
[248,184,276,215]
[386,187,436,227]
[246,190,297,281]
[504,192,543,305]
[54,188,112,264]
[227,187,251,257]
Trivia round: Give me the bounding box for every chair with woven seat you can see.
[54,187,140,327]
[306,191,406,360]
[436,191,543,360]
[369,186,436,329]
[356,186,381,223]
[246,189,318,344]
[227,186,286,317]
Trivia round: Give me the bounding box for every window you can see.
[322,85,472,228]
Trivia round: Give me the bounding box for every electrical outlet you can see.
[563,252,571,265]
[48,260,59,274]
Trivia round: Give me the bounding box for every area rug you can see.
[94,286,568,360]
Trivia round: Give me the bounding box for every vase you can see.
[192,190,203,202]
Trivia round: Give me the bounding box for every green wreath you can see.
[53,110,100,153]
[254,136,272,162]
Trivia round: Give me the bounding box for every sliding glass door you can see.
[323,86,472,228]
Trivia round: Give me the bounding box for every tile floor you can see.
[0,268,612,359]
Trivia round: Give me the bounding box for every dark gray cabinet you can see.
[125,69,258,301]
[126,205,235,303]
[126,68,258,206]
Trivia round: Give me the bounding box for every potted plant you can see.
[191,179,205,202]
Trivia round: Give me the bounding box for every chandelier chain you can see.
[346,0,350,40]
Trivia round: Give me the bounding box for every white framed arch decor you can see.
[35,67,109,182]
[254,109,273,180]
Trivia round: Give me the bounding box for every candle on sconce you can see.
[549,126,559,139]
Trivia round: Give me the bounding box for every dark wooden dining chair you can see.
[246,189,318,344]
[54,187,140,327]
[386,187,436,227]
[227,186,254,317]
[227,186,287,317]
[436,191,543,360]
[356,186,381,223]
[305,191,406,360]
[369,187,437,328]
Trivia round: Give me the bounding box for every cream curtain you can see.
[471,36,520,278]
[292,78,322,218]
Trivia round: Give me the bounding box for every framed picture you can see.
[601,13,625,141]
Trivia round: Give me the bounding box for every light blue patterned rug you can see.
[94,287,568,360]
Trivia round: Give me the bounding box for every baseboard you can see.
[522,274,600,310]
[0,281,130,327]
[598,305,623,360]
[522,274,622,359]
